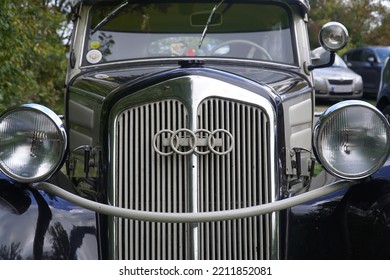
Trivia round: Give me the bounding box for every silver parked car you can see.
[312,47,363,100]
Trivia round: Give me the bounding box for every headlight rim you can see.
[0,103,67,183]
[313,100,390,180]
[319,21,349,52]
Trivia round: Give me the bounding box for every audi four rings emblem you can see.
[153,128,234,156]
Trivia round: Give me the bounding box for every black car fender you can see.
[287,161,390,259]
[0,172,99,260]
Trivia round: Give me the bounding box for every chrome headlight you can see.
[0,104,67,183]
[313,100,390,180]
[319,21,349,52]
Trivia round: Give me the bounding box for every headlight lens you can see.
[0,104,67,183]
[313,100,390,180]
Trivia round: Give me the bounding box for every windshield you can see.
[376,47,390,63]
[84,2,295,65]
[333,54,347,68]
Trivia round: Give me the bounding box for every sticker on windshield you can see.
[86,49,102,64]
[90,41,101,49]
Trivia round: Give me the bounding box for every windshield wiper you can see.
[91,1,129,35]
[198,0,225,49]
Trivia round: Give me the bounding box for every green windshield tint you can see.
[91,3,290,33]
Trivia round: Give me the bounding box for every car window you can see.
[349,49,362,62]
[84,2,295,65]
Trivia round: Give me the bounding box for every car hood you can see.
[313,66,360,80]
[69,63,309,98]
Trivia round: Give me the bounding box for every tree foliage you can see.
[0,0,71,113]
[308,0,390,51]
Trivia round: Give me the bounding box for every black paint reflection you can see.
[0,182,98,260]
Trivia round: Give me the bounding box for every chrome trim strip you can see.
[33,180,352,222]
[79,57,300,70]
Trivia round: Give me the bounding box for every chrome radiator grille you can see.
[113,97,273,260]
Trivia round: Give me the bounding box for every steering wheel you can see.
[210,39,273,60]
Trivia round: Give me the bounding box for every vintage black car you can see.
[0,0,390,260]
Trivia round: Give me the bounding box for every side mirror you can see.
[307,22,349,71]
[367,56,375,64]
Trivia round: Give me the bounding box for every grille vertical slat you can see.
[150,105,155,260]
[113,96,273,260]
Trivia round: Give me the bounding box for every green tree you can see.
[308,0,390,51]
[364,1,390,46]
[307,0,344,48]
[0,0,68,113]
